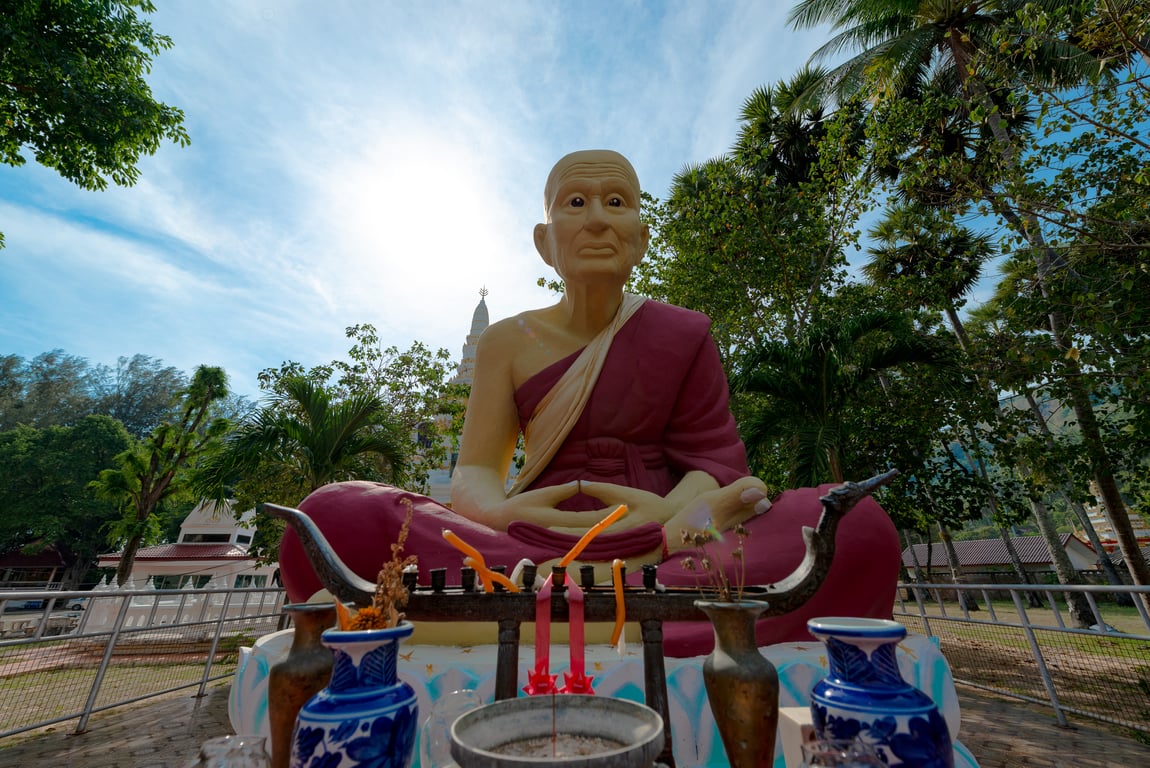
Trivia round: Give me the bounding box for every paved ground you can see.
[0,683,1146,767]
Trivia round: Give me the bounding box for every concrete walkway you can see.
[0,684,1146,767]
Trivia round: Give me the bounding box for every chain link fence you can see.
[893,582,1150,734]
[0,587,284,739]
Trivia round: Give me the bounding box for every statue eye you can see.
[608,196,624,207]
[569,196,585,207]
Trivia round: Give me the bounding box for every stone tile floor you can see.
[0,683,1146,768]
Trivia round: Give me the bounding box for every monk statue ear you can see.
[634,222,651,266]
[534,222,552,265]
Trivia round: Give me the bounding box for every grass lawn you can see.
[899,594,1150,635]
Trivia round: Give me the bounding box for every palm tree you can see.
[91,366,229,586]
[789,0,1150,608]
[864,203,990,351]
[193,377,409,507]
[732,66,847,187]
[734,309,957,486]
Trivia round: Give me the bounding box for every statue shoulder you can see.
[475,308,552,374]
[476,314,527,362]
[638,300,713,335]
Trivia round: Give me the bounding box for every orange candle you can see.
[558,504,627,568]
[442,529,484,562]
[610,558,627,648]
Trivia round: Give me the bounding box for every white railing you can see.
[0,586,285,739]
[894,581,1150,733]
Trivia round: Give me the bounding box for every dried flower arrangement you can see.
[337,498,418,630]
[679,522,750,603]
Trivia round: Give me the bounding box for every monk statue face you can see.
[534,150,650,286]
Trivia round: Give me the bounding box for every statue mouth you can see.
[577,242,618,256]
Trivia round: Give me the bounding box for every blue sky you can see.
[0,2,833,400]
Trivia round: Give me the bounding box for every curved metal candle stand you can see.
[261,468,899,617]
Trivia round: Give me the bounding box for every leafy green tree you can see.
[789,0,1150,610]
[0,415,133,587]
[90,366,228,586]
[90,354,188,438]
[0,350,99,430]
[257,324,466,490]
[634,73,870,355]
[734,308,958,486]
[191,376,409,562]
[0,0,188,246]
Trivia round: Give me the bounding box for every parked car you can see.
[65,597,88,610]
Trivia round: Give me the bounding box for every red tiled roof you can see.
[97,543,251,564]
[901,534,1091,568]
[0,548,66,568]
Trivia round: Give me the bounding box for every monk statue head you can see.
[534,149,650,286]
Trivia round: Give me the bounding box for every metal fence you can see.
[0,586,285,739]
[893,582,1150,734]
[4,582,1148,742]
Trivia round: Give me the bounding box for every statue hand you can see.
[482,481,586,530]
[577,481,676,529]
[663,476,772,553]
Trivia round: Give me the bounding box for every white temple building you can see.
[97,500,276,590]
[426,289,490,502]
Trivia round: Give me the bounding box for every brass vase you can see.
[267,603,337,768]
[695,599,778,768]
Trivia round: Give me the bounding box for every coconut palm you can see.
[731,66,848,187]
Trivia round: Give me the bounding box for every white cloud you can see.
[0,1,845,399]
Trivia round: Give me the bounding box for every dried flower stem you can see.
[679,523,750,602]
[347,498,418,630]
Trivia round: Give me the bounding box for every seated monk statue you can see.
[278,149,902,656]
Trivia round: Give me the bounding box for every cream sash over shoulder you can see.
[509,293,647,495]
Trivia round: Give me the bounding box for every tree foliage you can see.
[735,308,959,486]
[0,415,132,587]
[783,0,1150,601]
[194,376,409,505]
[0,350,196,435]
[634,72,870,354]
[256,324,466,491]
[0,0,189,246]
[90,365,229,585]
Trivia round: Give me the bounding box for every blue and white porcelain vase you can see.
[808,617,952,768]
[291,622,418,768]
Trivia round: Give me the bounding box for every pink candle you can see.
[561,578,594,694]
[523,574,558,696]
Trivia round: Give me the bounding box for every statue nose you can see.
[584,199,609,230]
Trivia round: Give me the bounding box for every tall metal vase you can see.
[695,600,779,768]
[267,603,336,768]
